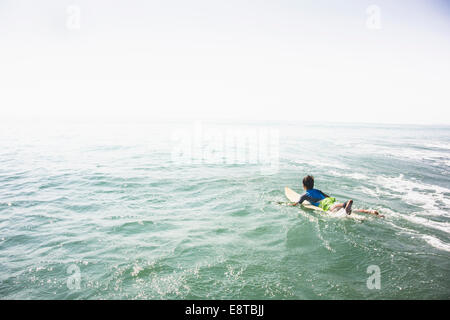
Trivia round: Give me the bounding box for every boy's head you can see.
[302,175,314,190]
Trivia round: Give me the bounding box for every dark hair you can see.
[302,175,314,190]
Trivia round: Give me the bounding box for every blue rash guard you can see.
[298,189,327,207]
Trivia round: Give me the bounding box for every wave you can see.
[375,174,450,217]
[327,170,371,181]
[421,235,450,253]
[381,208,450,252]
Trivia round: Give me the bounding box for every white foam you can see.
[383,207,450,235]
[329,208,348,218]
[375,174,450,218]
[402,214,450,234]
[357,186,379,198]
[328,170,371,181]
[318,208,366,221]
[422,235,450,252]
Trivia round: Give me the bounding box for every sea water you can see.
[0,120,449,299]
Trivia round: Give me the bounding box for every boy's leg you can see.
[353,209,384,217]
[344,200,353,214]
[329,203,344,212]
[329,200,353,214]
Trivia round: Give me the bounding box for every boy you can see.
[291,175,382,217]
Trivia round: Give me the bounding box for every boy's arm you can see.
[290,195,307,206]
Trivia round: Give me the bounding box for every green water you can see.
[0,121,449,299]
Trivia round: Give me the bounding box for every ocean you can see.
[0,120,449,299]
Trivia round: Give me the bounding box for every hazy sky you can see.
[1,0,449,124]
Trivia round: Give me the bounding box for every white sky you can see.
[0,0,449,124]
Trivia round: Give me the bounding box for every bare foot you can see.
[372,210,385,218]
[345,200,353,215]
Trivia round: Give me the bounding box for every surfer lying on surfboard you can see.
[289,175,383,217]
